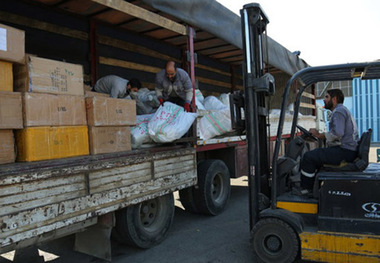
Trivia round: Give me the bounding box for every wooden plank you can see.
[98,35,179,63]
[91,0,187,35]
[89,162,151,180]
[99,56,160,73]
[90,169,152,193]
[300,102,316,109]
[155,163,195,178]
[0,174,84,197]
[0,11,88,40]
[196,64,231,77]
[197,76,231,89]
[154,155,194,167]
[1,186,86,217]
[302,91,316,99]
[0,181,85,206]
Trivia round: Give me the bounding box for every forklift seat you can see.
[322,129,372,172]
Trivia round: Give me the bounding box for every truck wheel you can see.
[251,218,299,263]
[114,193,175,249]
[179,186,200,214]
[195,159,231,216]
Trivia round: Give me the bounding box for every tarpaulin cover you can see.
[142,0,309,75]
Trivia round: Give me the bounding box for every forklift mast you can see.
[240,3,273,229]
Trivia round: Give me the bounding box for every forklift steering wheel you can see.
[296,125,318,141]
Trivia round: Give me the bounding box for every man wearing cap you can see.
[155,61,193,112]
[94,75,141,98]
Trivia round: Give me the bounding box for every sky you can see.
[216,0,380,66]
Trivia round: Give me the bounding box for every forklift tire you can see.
[251,217,299,263]
[194,159,231,216]
[114,193,175,249]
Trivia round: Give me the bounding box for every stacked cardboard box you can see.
[85,93,136,154]
[13,55,89,162]
[0,23,25,164]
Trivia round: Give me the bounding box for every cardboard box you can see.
[0,91,23,129]
[0,60,13,91]
[13,55,84,96]
[86,96,136,126]
[23,93,87,127]
[15,126,89,162]
[89,126,131,155]
[0,130,16,164]
[0,24,25,64]
[85,90,109,98]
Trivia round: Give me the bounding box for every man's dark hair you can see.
[129,78,142,90]
[327,89,344,104]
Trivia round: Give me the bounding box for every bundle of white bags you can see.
[198,92,233,140]
[131,102,198,148]
[131,90,233,148]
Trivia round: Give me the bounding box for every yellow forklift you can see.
[240,3,380,262]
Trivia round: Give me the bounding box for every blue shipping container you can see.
[353,78,380,143]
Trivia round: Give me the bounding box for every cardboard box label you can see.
[0,28,7,51]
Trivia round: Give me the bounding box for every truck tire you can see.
[251,218,300,263]
[178,160,205,214]
[194,159,231,216]
[178,186,200,214]
[114,193,175,249]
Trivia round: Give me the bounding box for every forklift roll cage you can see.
[271,62,380,207]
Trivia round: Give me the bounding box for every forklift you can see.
[241,3,380,262]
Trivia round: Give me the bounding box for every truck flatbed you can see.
[0,146,197,253]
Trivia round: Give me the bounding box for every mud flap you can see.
[74,213,115,261]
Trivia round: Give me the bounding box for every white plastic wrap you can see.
[131,88,160,115]
[148,102,197,143]
[203,95,228,111]
[199,108,232,140]
[131,114,154,149]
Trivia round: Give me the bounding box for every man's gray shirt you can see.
[94,75,128,98]
[155,68,193,103]
[326,103,359,151]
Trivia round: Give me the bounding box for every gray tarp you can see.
[142,0,309,75]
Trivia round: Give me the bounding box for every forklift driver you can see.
[299,89,359,193]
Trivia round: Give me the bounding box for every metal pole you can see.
[241,3,269,230]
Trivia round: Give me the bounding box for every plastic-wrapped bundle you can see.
[148,102,197,143]
[199,108,232,140]
[131,114,154,149]
[203,95,228,111]
[130,88,160,115]
[195,89,205,104]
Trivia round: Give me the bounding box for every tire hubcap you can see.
[211,173,224,203]
[140,199,158,227]
[264,234,282,253]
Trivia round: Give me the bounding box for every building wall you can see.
[353,78,380,143]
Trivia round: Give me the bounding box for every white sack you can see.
[199,109,232,140]
[131,114,154,149]
[204,96,228,111]
[148,102,197,143]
